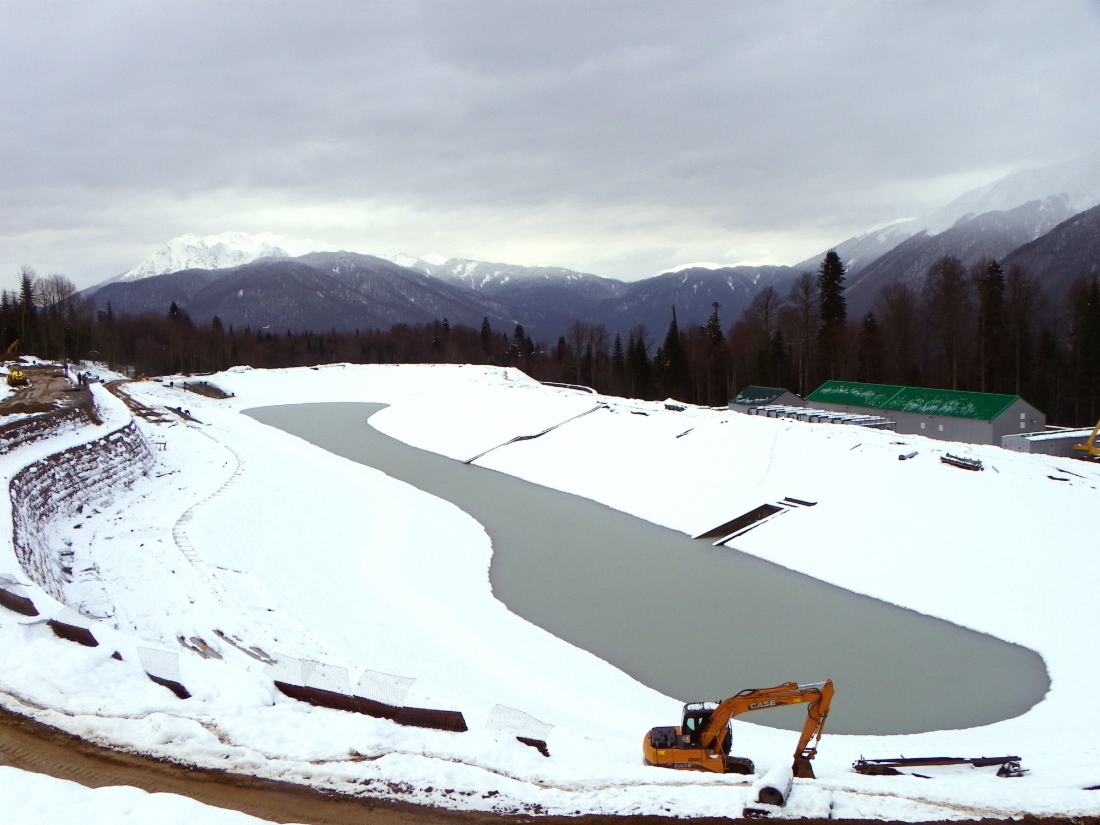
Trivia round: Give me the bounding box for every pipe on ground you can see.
[753,763,794,807]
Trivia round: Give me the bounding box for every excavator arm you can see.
[698,680,833,778]
[1074,419,1100,458]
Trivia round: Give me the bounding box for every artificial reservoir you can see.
[246,402,1049,735]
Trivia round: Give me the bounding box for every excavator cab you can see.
[680,703,714,746]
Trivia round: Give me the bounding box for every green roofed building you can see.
[805,380,1045,445]
[728,386,805,414]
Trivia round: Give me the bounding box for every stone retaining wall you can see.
[0,400,96,456]
[9,420,154,600]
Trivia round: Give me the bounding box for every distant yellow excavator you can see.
[6,368,27,387]
[1074,419,1100,459]
[642,680,833,778]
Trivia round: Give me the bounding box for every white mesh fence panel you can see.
[485,705,554,740]
[266,655,306,685]
[53,607,94,629]
[0,574,29,598]
[137,647,182,682]
[355,670,416,707]
[304,660,351,695]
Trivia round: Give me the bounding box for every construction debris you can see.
[940,453,983,471]
[853,755,1026,778]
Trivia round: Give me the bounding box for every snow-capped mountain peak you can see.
[117,232,341,282]
[915,151,1100,236]
[800,150,1100,276]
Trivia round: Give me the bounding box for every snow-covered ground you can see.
[0,767,275,825]
[1,364,1098,822]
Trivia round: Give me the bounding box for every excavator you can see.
[642,680,833,778]
[1074,419,1100,460]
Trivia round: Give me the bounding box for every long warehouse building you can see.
[805,381,1045,445]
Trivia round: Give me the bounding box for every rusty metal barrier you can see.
[0,575,38,616]
[269,655,467,733]
[138,647,190,699]
[48,608,98,647]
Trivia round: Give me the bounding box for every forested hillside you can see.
[4,252,1099,427]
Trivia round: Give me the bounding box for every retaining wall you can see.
[0,400,96,456]
[9,419,154,600]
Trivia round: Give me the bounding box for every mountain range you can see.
[86,154,1100,343]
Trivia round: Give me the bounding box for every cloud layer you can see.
[2,1,1099,286]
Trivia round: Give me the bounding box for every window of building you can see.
[1020,412,1026,419]
[938,424,944,432]
[920,422,925,429]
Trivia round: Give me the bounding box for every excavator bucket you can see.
[792,757,816,779]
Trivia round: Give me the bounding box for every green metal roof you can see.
[730,386,791,406]
[806,380,1023,421]
[805,380,904,409]
[882,387,1019,420]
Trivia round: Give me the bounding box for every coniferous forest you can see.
[3,254,1099,428]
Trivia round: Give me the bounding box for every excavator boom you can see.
[1074,419,1100,459]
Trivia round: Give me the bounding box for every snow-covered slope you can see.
[395,254,616,294]
[113,232,341,284]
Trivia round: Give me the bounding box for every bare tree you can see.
[744,285,786,386]
[876,281,918,384]
[36,273,77,308]
[784,272,818,394]
[1004,265,1045,396]
[589,323,609,389]
[923,256,972,389]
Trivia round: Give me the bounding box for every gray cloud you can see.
[2,1,1099,286]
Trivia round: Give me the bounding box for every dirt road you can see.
[0,365,89,416]
[0,705,521,825]
[1,705,1095,825]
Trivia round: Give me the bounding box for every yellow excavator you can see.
[642,680,833,778]
[6,368,27,387]
[1074,419,1100,460]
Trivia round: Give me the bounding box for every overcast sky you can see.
[2,1,1099,288]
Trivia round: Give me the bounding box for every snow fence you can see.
[267,654,467,733]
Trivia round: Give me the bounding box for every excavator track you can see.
[725,756,755,775]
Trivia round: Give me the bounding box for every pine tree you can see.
[480,317,492,354]
[626,327,650,398]
[18,266,37,351]
[658,306,689,400]
[611,332,625,392]
[703,301,723,344]
[816,251,847,380]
